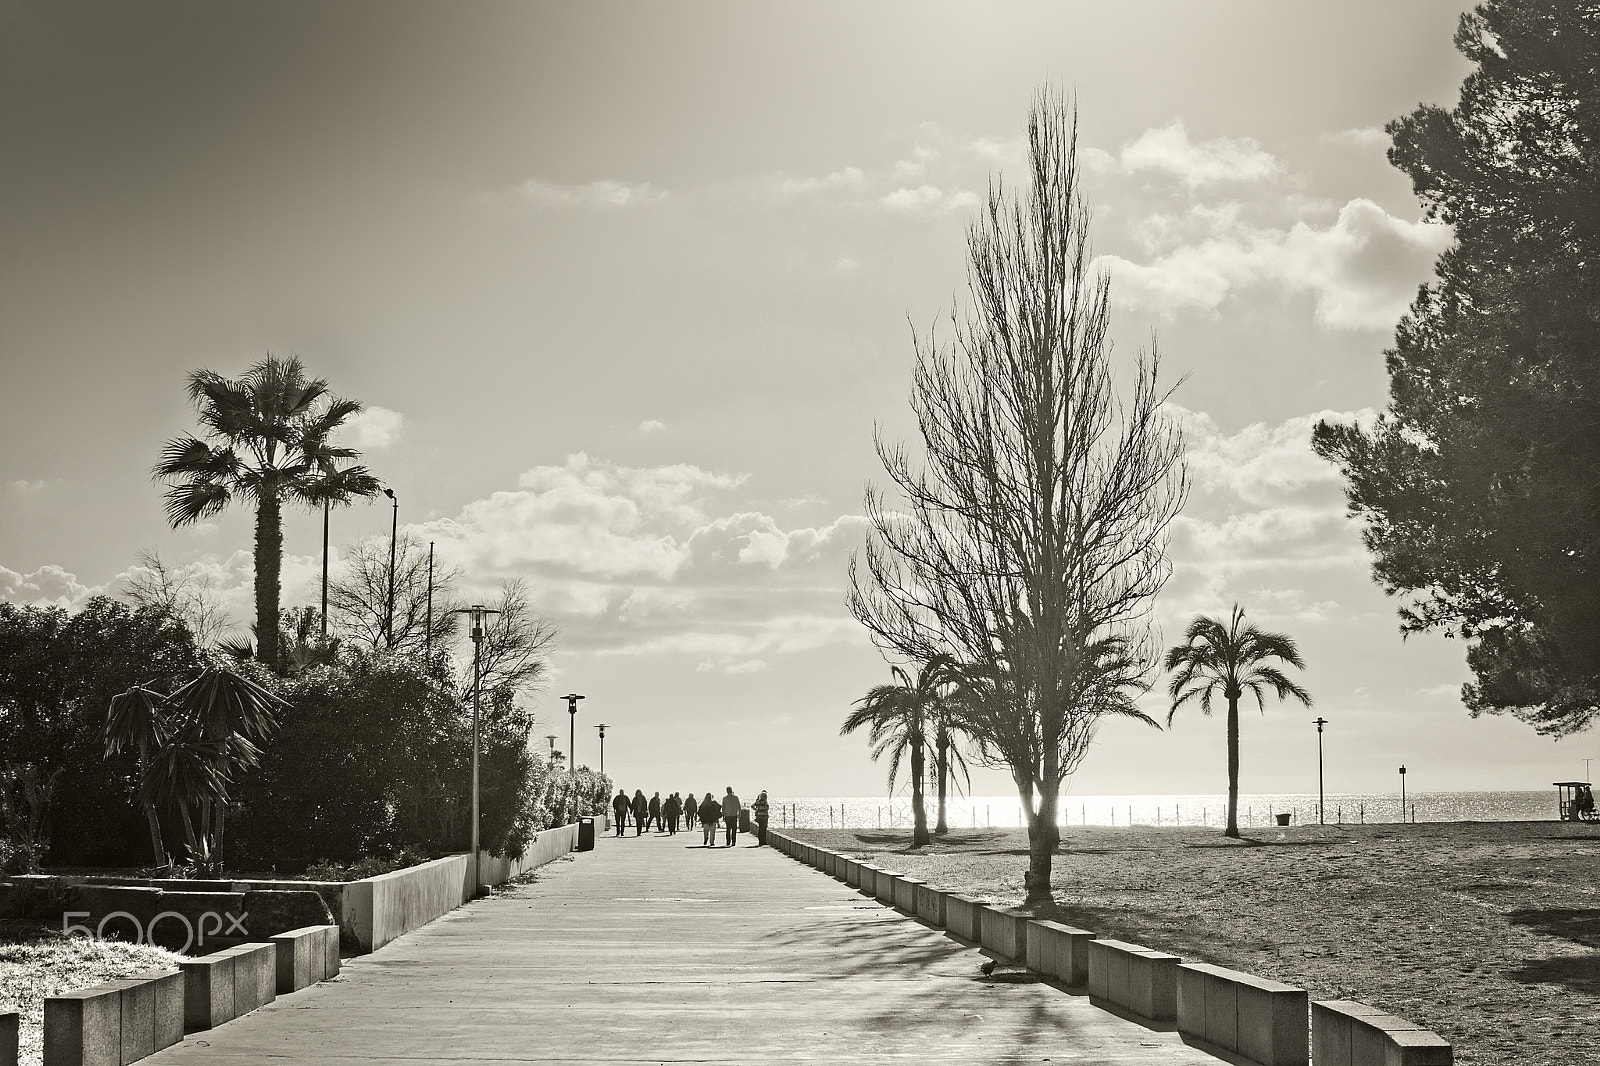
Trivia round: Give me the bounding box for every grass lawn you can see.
[0,919,184,1066]
[793,820,1600,1066]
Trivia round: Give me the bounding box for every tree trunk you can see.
[910,726,929,846]
[1026,776,1060,906]
[255,491,283,671]
[137,754,168,870]
[934,725,949,835]
[1226,694,1241,838]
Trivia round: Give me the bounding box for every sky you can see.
[3,1,1593,803]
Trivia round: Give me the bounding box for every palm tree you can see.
[842,658,955,846]
[1165,605,1312,838]
[154,355,381,671]
[111,665,283,873]
[104,684,173,870]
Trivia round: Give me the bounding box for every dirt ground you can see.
[794,821,1600,1066]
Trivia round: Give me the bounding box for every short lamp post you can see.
[563,694,585,780]
[1399,764,1407,823]
[546,735,558,760]
[595,723,608,776]
[452,603,499,896]
[1314,717,1328,825]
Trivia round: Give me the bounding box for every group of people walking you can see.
[611,786,771,847]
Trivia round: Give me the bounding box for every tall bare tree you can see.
[472,579,557,703]
[849,90,1188,905]
[123,550,232,647]
[329,533,463,656]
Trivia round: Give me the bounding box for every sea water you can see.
[763,790,1562,830]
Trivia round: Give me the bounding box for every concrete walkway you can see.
[144,829,1231,1064]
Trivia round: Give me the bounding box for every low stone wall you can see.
[1179,962,1308,1066]
[769,831,1453,1066]
[342,823,581,953]
[2,1010,18,1066]
[1313,1000,1453,1065]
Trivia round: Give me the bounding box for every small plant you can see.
[0,763,63,873]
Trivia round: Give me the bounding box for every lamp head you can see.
[383,487,395,501]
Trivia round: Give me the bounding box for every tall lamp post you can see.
[563,694,585,779]
[321,498,331,639]
[1399,764,1407,823]
[453,603,499,896]
[1313,717,1328,825]
[425,541,434,658]
[595,723,608,776]
[383,488,398,648]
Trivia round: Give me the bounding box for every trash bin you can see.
[577,816,596,851]
[1275,813,1291,826]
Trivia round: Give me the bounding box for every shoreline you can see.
[791,820,1600,1066]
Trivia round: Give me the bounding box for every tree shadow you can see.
[1505,908,1600,949]
[1505,954,1600,995]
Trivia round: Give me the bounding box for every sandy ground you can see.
[794,820,1600,1066]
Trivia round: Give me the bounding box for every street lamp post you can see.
[563,694,585,780]
[595,723,607,776]
[1399,764,1407,823]
[321,498,330,640]
[1313,717,1328,825]
[452,603,500,896]
[383,488,398,648]
[425,541,434,658]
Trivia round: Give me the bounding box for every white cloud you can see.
[513,178,666,208]
[0,563,101,609]
[696,658,769,675]
[638,419,666,434]
[344,405,404,450]
[776,167,866,196]
[407,455,871,662]
[1323,127,1390,150]
[833,257,860,274]
[9,479,50,493]
[1174,404,1377,505]
[891,146,940,181]
[879,185,979,214]
[1102,197,1451,330]
[1119,120,1284,187]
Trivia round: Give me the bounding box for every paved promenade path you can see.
[145,830,1228,1064]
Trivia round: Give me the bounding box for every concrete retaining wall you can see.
[342,823,581,952]
[1178,962,1308,1065]
[1,1011,15,1066]
[769,832,1452,1064]
[1087,938,1179,1023]
[1313,1000,1453,1065]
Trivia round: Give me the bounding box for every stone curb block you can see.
[42,982,119,1066]
[943,894,982,941]
[914,883,947,926]
[123,970,183,1058]
[1025,920,1094,987]
[179,950,235,1031]
[217,943,276,1018]
[1087,938,1179,1023]
[895,876,924,913]
[979,905,1030,961]
[1,1011,16,1066]
[269,925,338,994]
[1178,962,1308,1066]
[873,871,902,907]
[854,864,880,897]
[838,857,859,885]
[1312,1000,1452,1066]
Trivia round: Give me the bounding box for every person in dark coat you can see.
[663,792,681,834]
[648,792,662,832]
[752,790,770,846]
[611,790,629,836]
[721,787,742,847]
[684,789,698,830]
[631,790,648,836]
[698,792,721,847]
